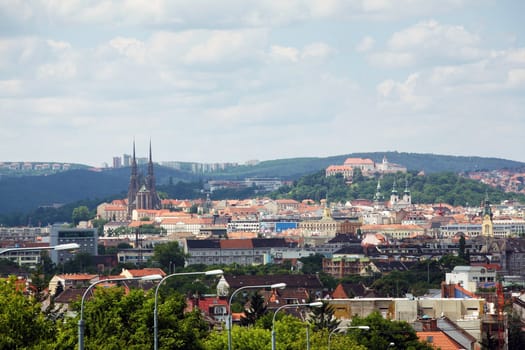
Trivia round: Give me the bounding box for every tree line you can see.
[0,273,436,350]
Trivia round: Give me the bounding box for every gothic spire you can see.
[482,191,492,218]
[148,139,154,176]
[128,139,139,218]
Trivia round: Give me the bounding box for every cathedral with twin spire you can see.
[127,141,161,218]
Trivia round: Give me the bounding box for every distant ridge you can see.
[211,151,525,179]
[0,152,523,213]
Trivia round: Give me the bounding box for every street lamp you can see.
[78,274,162,350]
[328,325,370,350]
[271,301,323,350]
[0,243,80,254]
[227,282,286,350]
[154,269,223,350]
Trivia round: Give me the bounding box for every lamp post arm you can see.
[271,304,292,350]
[227,286,255,350]
[0,246,52,254]
[79,276,156,350]
[78,279,118,350]
[272,303,318,350]
[228,284,282,350]
[154,270,222,350]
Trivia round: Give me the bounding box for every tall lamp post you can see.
[328,325,370,350]
[271,301,323,350]
[0,243,80,267]
[154,269,223,350]
[227,282,286,350]
[0,243,80,255]
[78,274,162,350]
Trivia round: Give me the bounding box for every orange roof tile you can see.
[361,224,424,230]
[220,239,253,249]
[227,232,258,239]
[121,268,166,278]
[57,273,99,281]
[275,199,300,204]
[344,158,374,165]
[417,331,464,350]
[128,220,154,227]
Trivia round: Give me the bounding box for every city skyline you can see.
[1,1,524,167]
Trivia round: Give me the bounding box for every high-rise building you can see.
[113,156,122,168]
[123,154,131,167]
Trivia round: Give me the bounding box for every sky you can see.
[0,0,524,167]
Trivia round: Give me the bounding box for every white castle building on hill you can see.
[326,156,407,180]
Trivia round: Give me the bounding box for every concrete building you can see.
[185,238,289,266]
[50,225,97,265]
[445,266,497,293]
[327,297,484,348]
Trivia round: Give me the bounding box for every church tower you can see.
[127,141,161,218]
[373,179,384,205]
[390,179,399,207]
[145,140,160,209]
[481,193,494,238]
[402,178,411,205]
[127,141,140,218]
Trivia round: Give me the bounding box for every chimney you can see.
[421,317,438,331]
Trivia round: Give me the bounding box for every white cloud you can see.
[362,0,392,13]
[0,0,523,166]
[109,37,146,64]
[356,36,375,53]
[369,51,415,68]
[37,61,77,80]
[369,20,483,68]
[0,79,24,96]
[270,45,300,62]
[0,0,475,29]
[301,42,335,59]
[377,73,430,110]
[270,42,334,63]
[183,30,265,64]
[506,48,525,64]
[148,29,268,66]
[507,69,525,87]
[387,20,479,51]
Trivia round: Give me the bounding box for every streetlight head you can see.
[205,269,224,276]
[54,243,80,251]
[141,274,163,281]
[308,301,324,307]
[358,326,370,330]
[271,283,286,289]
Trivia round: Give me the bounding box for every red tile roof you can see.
[344,158,374,165]
[121,268,166,278]
[220,239,253,249]
[417,331,464,350]
[57,273,99,281]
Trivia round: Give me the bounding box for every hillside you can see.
[0,152,523,214]
[214,152,524,179]
[272,170,525,207]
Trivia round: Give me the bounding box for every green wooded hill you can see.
[0,152,523,215]
[212,151,525,179]
[271,170,525,207]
